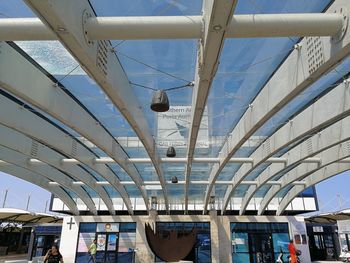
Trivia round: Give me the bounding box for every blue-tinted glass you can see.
[79,223,97,233]
[119,223,137,232]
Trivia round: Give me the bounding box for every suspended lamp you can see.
[150,90,170,112]
[166,146,176,157]
[171,176,178,184]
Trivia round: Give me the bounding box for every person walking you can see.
[88,239,97,263]
[44,245,64,263]
[288,239,297,263]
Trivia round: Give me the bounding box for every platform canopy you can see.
[0,0,350,216]
[305,209,350,223]
[0,208,62,224]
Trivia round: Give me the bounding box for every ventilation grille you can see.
[264,139,271,155]
[30,140,39,157]
[306,37,325,75]
[306,138,313,155]
[96,40,109,77]
[71,140,77,157]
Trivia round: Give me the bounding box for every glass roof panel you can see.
[89,0,203,16]
[134,163,157,181]
[104,186,121,198]
[194,0,332,158]
[82,186,99,198]
[217,163,241,181]
[188,185,206,201]
[215,185,228,198]
[0,0,340,211]
[190,163,213,181]
[233,185,249,197]
[162,163,185,181]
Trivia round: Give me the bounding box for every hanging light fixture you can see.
[171,176,178,184]
[166,146,176,157]
[150,90,169,112]
[151,196,158,210]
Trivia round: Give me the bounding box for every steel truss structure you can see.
[0,0,350,215]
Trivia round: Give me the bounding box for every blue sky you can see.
[0,171,349,213]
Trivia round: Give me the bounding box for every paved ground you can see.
[0,254,27,263]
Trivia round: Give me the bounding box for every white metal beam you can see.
[64,179,316,186]
[203,0,350,213]
[185,0,238,211]
[24,0,168,211]
[221,80,350,214]
[0,145,97,214]
[0,13,343,41]
[0,124,120,215]
[0,94,133,214]
[258,140,350,215]
[0,41,146,212]
[0,162,79,215]
[276,162,350,215]
[28,156,325,165]
[242,116,350,215]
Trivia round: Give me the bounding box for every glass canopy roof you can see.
[0,0,349,215]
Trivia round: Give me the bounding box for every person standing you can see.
[88,239,97,263]
[288,239,297,263]
[44,245,64,263]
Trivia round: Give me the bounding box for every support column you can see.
[135,212,156,263]
[209,210,220,263]
[218,215,232,263]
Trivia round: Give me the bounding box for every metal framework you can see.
[221,79,350,213]
[185,0,238,212]
[0,163,79,215]
[0,124,119,215]
[0,14,342,41]
[259,139,350,215]
[277,162,350,215]
[203,0,350,213]
[246,116,350,215]
[24,0,168,212]
[0,0,350,215]
[0,94,132,214]
[0,42,147,212]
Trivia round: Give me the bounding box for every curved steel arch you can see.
[0,42,149,211]
[184,0,238,211]
[0,163,79,215]
[242,116,350,215]
[258,140,350,215]
[202,0,350,213]
[221,80,350,213]
[276,162,350,215]
[0,124,120,214]
[0,94,133,214]
[0,144,97,214]
[22,0,169,211]
[238,102,350,214]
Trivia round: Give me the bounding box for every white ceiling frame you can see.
[221,80,350,214]
[259,140,350,215]
[184,0,238,212]
[24,0,169,212]
[0,41,146,212]
[0,163,79,215]
[0,13,343,41]
[0,145,97,214]
[276,162,350,215]
[203,0,350,213]
[0,94,133,215]
[29,156,328,165]
[0,124,118,215]
[243,116,350,215]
